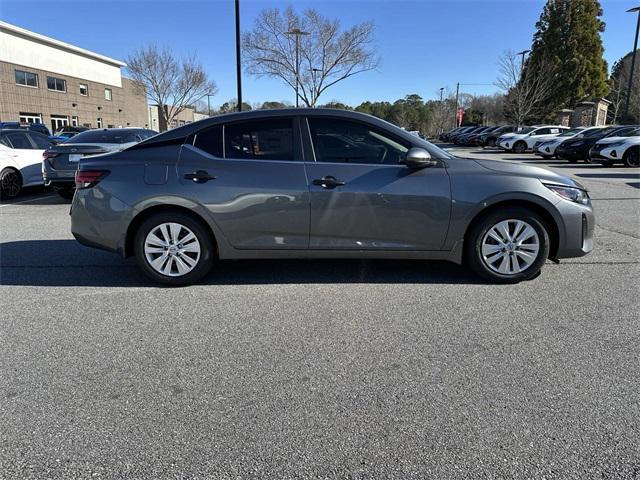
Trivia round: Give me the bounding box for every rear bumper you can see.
[42,160,76,187]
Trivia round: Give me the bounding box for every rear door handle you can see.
[184,170,216,183]
[312,176,346,189]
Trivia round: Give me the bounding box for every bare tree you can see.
[496,50,556,126]
[127,45,217,131]
[243,6,379,107]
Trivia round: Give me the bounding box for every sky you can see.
[0,0,637,108]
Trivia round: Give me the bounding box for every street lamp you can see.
[285,28,310,107]
[310,67,322,106]
[624,6,640,121]
[235,0,243,112]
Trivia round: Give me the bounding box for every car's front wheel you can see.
[0,168,22,199]
[623,147,639,168]
[465,208,550,283]
[513,141,527,154]
[134,211,215,286]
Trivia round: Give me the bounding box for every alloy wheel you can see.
[1,170,21,198]
[481,219,540,275]
[144,222,201,277]
[625,148,639,168]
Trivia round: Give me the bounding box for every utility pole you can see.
[206,93,214,116]
[516,49,530,72]
[624,6,640,121]
[235,0,243,112]
[286,28,310,107]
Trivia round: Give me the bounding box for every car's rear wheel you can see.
[465,208,550,283]
[623,147,639,168]
[0,168,22,199]
[513,141,527,154]
[134,211,215,286]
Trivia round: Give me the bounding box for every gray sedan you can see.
[70,109,594,285]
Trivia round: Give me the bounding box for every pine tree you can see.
[526,0,609,120]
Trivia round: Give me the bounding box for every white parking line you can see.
[0,194,59,208]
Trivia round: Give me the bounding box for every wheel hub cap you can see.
[481,219,540,275]
[144,222,201,277]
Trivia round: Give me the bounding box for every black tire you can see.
[541,155,552,160]
[55,187,75,200]
[513,141,527,154]
[134,211,215,286]
[465,207,550,284]
[0,168,22,199]
[623,147,639,168]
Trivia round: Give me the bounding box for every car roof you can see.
[135,108,423,148]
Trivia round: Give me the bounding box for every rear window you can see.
[66,130,146,144]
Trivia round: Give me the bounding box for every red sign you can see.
[457,108,464,127]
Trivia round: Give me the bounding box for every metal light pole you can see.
[235,0,243,112]
[206,93,214,116]
[624,6,640,121]
[285,28,310,107]
[439,87,445,134]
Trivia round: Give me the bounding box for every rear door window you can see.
[193,125,223,158]
[224,119,294,161]
[4,132,33,149]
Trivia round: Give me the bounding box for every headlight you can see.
[544,184,590,205]
[603,142,625,149]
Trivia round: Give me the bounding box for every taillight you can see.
[75,170,109,189]
[43,150,58,160]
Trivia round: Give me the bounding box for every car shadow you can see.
[0,239,484,287]
[575,173,640,180]
[0,187,69,206]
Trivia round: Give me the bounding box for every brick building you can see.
[0,21,148,133]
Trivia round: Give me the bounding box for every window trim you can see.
[305,116,412,166]
[46,76,67,93]
[15,69,39,89]
[79,83,89,96]
[104,88,112,101]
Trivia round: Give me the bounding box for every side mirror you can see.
[401,147,436,168]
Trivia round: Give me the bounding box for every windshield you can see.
[66,130,147,144]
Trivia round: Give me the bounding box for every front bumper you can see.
[554,199,595,259]
[556,146,589,161]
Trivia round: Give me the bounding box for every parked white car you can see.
[534,127,597,159]
[589,129,640,167]
[0,129,52,198]
[498,125,569,153]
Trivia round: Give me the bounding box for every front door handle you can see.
[312,176,346,189]
[184,170,216,183]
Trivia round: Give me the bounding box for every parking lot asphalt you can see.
[1,149,639,479]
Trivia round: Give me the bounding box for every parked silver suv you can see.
[70,109,594,285]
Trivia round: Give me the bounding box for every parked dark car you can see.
[439,127,465,142]
[455,126,494,145]
[462,126,499,146]
[556,126,639,162]
[588,126,640,165]
[0,121,51,137]
[453,126,486,144]
[448,126,479,143]
[478,125,517,147]
[70,109,594,286]
[43,128,157,198]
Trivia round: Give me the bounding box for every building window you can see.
[104,88,112,101]
[19,113,42,124]
[79,84,88,96]
[82,123,92,128]
[15,70,38,88]
[107,124,115,128]
[71,116,79,127]
[97,118,103,128]
[47,76,67,92]
[50,115,69,132]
